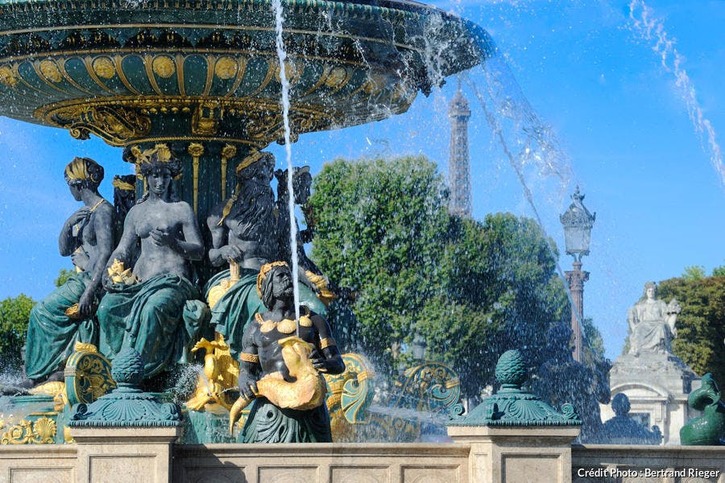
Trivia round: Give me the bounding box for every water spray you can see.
[272,0,302,331]
[462,65,587,351]
[629,0,724,188]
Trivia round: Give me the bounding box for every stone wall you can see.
[0,445,77,482]
[174,443,470,483]
[3,440,725,482]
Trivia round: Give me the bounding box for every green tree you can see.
[310,156,449,374]
[309,156,569,397]
[0,294,35,370]
[422,213,569,397]
[55,268,75,287]
[682,265,706,281]
[712,265,725,277]
[658,275,725,383]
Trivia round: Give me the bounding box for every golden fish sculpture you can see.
[228,336,327,435]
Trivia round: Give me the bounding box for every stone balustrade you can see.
[2,438,725,482]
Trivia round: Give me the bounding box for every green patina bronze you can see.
[2,0,494,442]
[449,350,581,427]
[0,0,492,222]
[68,347,182,427]
[680,373,725,445]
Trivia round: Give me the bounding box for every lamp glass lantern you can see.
[560,188,596,261]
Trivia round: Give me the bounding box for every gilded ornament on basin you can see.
[275,61,302,85]
[215,57,238,80]
[92,57,116,79]
[362,73,387,95]
[152,56,176,78]
[1,417,57,445]
[0,65,18,87]
[32,417,57,442]
[324,66,349,89]
[39,60,63,83]
[188,142,205,157]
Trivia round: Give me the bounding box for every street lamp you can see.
[560,187,596,363]
[411,333,427,363]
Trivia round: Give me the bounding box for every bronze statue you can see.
[97,144,207,382]
[275,166,335,308]
[680,373,725,445]
[204,151,278,358]
[229,261,345,442]
[23,157,114,385]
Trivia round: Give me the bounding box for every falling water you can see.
[272,0,301,324]
[414,12,589,354]
[461,57,586,340]
[628,0,724,187]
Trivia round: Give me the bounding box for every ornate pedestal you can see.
[601,352,699,445]
[447,350,581,483]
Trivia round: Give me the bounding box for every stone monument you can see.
[602,281,699,445]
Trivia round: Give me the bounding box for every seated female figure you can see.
[24,157,113,385]
[97,145,207,380]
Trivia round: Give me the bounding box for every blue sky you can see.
[0,0,723,361]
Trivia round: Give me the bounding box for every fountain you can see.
[0,0,493,450]
[1,0,725,481]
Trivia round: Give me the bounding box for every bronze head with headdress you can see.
[256,261,291,309]
[64,157,104,191]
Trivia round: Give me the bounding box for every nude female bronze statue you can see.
[97,145,207,381]
[24,157,114,385]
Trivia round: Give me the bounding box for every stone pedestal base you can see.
[70,426,182,483]
[603,352,699,445]
[448,425,580,483]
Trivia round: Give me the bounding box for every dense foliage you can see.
[658,274,725,383]
[0,270,68,371]
[0,294,34,370]
[308,156,570,398]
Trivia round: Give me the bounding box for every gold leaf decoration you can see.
[1,417,57,445]
[324,66,349,89]
[152,56,176,78]
[92,57,116,79]
[39,60,63,83]
[32,417,57,443]
[275,61,302,85]
[0,65,18,87]
[215,57,238,80]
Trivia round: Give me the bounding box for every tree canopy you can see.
[308,155,570,397]
[0,270,68,371]
[0,294,34,370]
[658,273,725,383]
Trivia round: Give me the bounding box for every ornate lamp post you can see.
[560,187,596,362]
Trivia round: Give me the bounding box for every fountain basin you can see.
[0,0,492,147]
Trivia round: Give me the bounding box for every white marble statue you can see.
[627,281,681,356]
